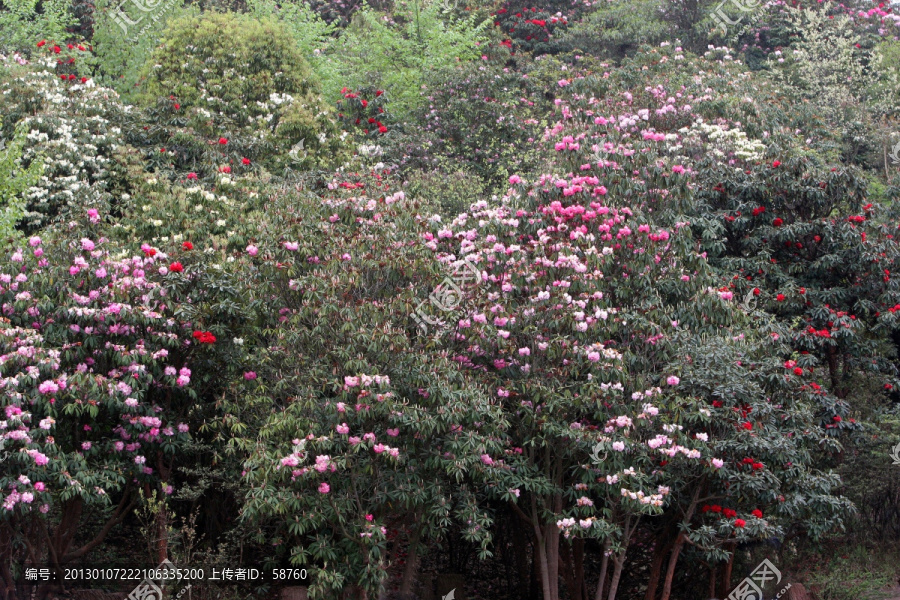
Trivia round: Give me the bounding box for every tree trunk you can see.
[398,521,423,598]
[660,488,701,600]
[513,517,532,599]
[644,526,677,600]
[533,523,552,600]
[593,542,610,600]
[560,538,577,600]
[719,543,736,599]
[530,495,558,600]
[574,538,587,600]
[606,554,626,600]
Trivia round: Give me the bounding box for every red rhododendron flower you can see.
[773,218,783,226]
[37,40,47,47]
[187,172,198,180]
[742,422,753,430]
[723,508,737,518]
[192,331,216,344]
[753,288,760,296]
[53,45,61,53]
[174,103,180,110]
[710,505,722,513]
[734,519,746,528]
[169,262,184,273]
[772,160,781,167]
[182,241,193,250]
[218,137,228,145]
[81,77,88,83]
[375,90,383,96]
[752,509,763,518]
[776,293,785,302]
[833,415,842,422]
[144,248,157,257]
[67,43,74,49]
[378,125,388,134]
[793,367,803,376]
[361,99,368,107]
[242,157,251,165]
[220,166,231,174]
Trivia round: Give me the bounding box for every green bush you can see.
[137,12,318,122]
[0,119,43,243]
[0,0,75,53]
[86,0,198,99]
[313,0,491,117]
[131,12,349,176]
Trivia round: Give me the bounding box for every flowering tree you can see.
[415,46,856,598]
[220,174,505,600]
[0,206,247,598]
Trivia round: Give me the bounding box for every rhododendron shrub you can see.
[0,58,133,231]
[490,5,571,56]
[415,56,856,597]
[335,86,391,140]
[394,62,550,192]
[425,185,711,600]
[531,42,900,415]
[0,229,197,593]
[424,182,848,599]
[223,177,504,600]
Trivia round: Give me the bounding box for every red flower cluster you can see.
[169,262,184,273]
[182,241,194,251]
[772,217,783,227]
[741,457,764,470]
[751,206,766,216]
[772,160,781,167]
[847,215,865,223]
[337,87,389,136]
[192,331,217,344]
